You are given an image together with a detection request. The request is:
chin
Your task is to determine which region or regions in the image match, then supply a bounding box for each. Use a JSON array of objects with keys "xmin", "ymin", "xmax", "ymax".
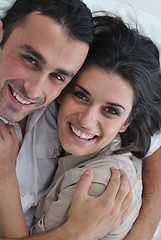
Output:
[
  {"xmin": 69, "ymin": 149, "xmax": 89, "ymax": 157},
  {"xmin": 2, "ymin": 112, "xmax": 28, "ymax": 123},
  {"xmin": 65, "ymin": 147, "xmax": 84, "ymax": 157},
  {"xmin": 62, "ymin": 142, "xmax": 92, "ymax": 156}
]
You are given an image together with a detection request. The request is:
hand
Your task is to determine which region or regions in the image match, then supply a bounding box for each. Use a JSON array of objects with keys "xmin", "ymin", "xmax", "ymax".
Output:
[
  {"xmin": 0, "ymin": 121, "xmax": 28, "ymax": 238},
  {"xmin": 0, "ymin": 120, "xmax": 18, "ymax": 181},
  {"xmin": 65, "ymin": 167, "xmax": 132, "ymax": 240}
]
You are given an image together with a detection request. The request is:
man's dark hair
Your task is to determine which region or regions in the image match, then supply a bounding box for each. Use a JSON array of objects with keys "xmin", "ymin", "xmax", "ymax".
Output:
[{"xmin": 0, "ymin": 0, "xmax": 94, "ymax": 47}]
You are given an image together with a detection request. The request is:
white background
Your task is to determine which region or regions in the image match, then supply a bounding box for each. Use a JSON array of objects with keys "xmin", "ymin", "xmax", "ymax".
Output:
[{"xmin": 113, "ymin": 0, "xmax": 161, "ymax": 18}]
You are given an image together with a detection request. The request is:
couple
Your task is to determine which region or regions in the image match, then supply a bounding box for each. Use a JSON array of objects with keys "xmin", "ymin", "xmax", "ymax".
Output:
[
  {"xmin": 1, "ymin": 7, "xmax": 161, "ymax": 240},
  {"xmin": 0, "ymin": 0, "xmax": 161, "ymax": 239}
]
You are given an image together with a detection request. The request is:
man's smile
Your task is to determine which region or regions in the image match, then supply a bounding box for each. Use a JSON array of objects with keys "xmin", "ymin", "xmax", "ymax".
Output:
[{"xmin": 9, "ymin": 85, "xmax": 32, "ymax": 105}]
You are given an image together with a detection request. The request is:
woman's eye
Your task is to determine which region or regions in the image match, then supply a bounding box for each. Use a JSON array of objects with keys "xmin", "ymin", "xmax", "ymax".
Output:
[
  {"xmin": 105, "ymin": 107, "xmax": 119, "ymax": 116},
  {"xmin": 73, "ymin": 91, "xmax": 87, "ymax": 101}
]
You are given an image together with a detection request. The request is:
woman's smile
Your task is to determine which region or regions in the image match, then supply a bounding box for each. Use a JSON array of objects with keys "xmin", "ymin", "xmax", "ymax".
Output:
[
  {"xmin": 69, "ymin": 122, "xmax": 98, "ymax": 141},
  {"xmin": 58, "ymin": 65, "xmax": 133, "ymax": 156}
]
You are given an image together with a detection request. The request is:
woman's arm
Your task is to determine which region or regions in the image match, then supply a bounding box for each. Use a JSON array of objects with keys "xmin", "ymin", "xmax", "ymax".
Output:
[
  {"xmin": 124, "ymin": 146, "xmax": 161, "ymax": 240},
  {"xmin": 0, "ymin": 121, "xmax": 28, "ymax": 238}
]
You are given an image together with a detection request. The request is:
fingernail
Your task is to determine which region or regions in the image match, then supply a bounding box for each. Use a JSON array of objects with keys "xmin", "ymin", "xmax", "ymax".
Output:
[
  {"xmin": 110, "ymin": 167, "xmax": 117, "ymax": 172},
  {"xmin": 84, "ymin": 169, "xmax": 93, "ymax": 176}
]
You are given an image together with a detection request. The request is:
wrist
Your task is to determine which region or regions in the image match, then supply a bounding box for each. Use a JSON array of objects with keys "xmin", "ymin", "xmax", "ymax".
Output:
[
  {"xmin": 124, "ymin": 215, "xmax": 155, "ymax": 240},
  {"xmin": 0, "ymin": 172, "xmax": 18, "ymax": 194},
  {"xmin": 60, "ymin": 221, "xmax": 91, "ymax": 240}
]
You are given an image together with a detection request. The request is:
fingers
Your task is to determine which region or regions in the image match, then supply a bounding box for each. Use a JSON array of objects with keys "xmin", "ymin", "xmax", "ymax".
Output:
[
  {"xmin": 8, "ymin": 125, "xmax": 18, "ymax": 139},
  {"xmin": 8, "ymin": 125, "xmax": 19, "ymax": 149},
  {"xmin": 99, "ymin": 167, "xmax": 131, "ymax": 214},
  {"xmin": 120, "ymin": 189, "xmax": 132, "ymax": 215},
  {"xmin": 115, "ymin": 169, "xmax": 131, "ymax": 205},
  {"xmin": 113, "ymin": 169, "xmax": 132, "ymax": 222},
  {"xmin": 0, "ymin": 120, "xmax": 11, "ymax": 140},
  {"xmin": 0, "ymin": 121, "xmax": 18, "ymax": 149},
  {"xmin": 74, "ymin": 169, "xmax": 94, "ymax": 197},
  {"xmin": 69, "ymin": 167, "xmax": 133, "ymax": 238},
  {"xmin": 100, "ymin": 167, "xmax": 121, "ymax": 199},
  {"xmin": 76, "ymin": 167, "xmax": 130, "ymax": 206},
  {"xmin": 119, "ymin": 171, "xmax": 132, "ymax": 214},
  {"xmin": 120, "ymin": 190, "xmax": 132, "ymax": 222}
]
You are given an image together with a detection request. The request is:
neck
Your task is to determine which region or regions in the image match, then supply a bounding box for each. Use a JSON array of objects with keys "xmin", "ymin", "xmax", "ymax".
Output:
[{"xmin": 19, "ymin": 117, "xmax": 28, "ymax": 137}]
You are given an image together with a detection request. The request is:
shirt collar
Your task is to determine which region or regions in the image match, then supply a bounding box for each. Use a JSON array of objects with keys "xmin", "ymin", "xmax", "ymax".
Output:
[
  {"xmin": 57, "ymin": 135, "xmax": 121, "ymax": 173},
  {"xmin": 0, "ymin": 106, "xmax": 47, "ymax": 145},
  {"xmin": 0, "ymin": 116, "xmax": 16, "ymax": 126}
]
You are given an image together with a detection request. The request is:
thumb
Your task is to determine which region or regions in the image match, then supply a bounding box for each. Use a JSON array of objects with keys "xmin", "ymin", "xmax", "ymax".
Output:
[{"xmin": 75, "ymin": 169, "xmax": 94, "ymax": 197}]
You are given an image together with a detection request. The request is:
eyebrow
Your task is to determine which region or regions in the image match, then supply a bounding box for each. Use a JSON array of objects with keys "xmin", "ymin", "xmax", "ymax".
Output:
[
  {"xmin": 20, "ymin": 44, "xmax": 74, "ymax": 78},
  {"xmin": 55, "ymin": 69, "xmax": 74, "ymax": 78},
  {"xmin": 20, "ymin": 44, "xmax": 46, "ymax": 64},
  {"xmin": 107, "ymin": 102, "xmax": 125, "ymax": 111},
  {"xmin": 75, "ymin": 84, "xmax": 125, "ymax": 111},
  {"xmin": 75, "ymin": 84, "xmax": 91, "ymax": 96}
]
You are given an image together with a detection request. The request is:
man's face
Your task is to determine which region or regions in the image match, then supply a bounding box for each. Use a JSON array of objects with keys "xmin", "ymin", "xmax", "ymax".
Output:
[{"xmin": 0, "ymin": 12, "xmax": 89, "ymax": 122}]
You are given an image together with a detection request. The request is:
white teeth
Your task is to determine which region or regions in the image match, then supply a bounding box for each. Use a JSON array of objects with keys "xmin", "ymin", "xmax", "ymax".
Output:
[
  {"xmin": 13, "ymin": 92, "xmax": 31, "ymax": 105},
  {"xmin": 71, "ymin": 124, "xmax": 95, "ymax": 140}
]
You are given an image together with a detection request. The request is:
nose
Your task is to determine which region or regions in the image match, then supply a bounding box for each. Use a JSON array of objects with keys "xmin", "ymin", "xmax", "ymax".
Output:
[
  {"xmin": 78, "ymin": 106, "xmax": 99, "ymax": 129},
  {"xmin": 24, "ymin": 72, "xmax": 47, "ymax": 100}
]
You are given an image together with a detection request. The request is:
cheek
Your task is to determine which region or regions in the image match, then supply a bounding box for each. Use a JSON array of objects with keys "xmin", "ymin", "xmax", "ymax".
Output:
[
  {"xmin": 44, "ymin": 84, "xmax": 68, "ymax": 106},
  {"xmin": 103, "ymin": 120, "xmax": 120, "ymax": 133},
  {"xmin": 59, "ymin": 96, "xmax": 75, "ymax": 114},
  {"xmin": 57, "ymin": 102, "xmax": 69, "ymax": 125},
  {"xmin": 48, "ymin": 89, "xmax": 62, "ymax": 103},
  {"xmin": 2, "ymin": 58, "xmax": 27, "ymax": 79},
  {"xmin": 101, "ymin": 120, "xmax": 125, "ymax": 140},
  {"xmin": 57, "ymin": 108, "xmax": 70, "ymax": 147}
]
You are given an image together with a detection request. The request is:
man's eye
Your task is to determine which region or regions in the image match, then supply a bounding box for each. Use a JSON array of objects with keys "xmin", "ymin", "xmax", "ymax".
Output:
[
  {"xmin": 73, "ymin": 91, "xmax": 87, "ymax": 101},
  {"xmin": 23, "ymin": 55, "xmax": 37, "ymax": 65},
  {"xmin": 50, "ymin": 73, "xmax": 64, "ymax": 82}
]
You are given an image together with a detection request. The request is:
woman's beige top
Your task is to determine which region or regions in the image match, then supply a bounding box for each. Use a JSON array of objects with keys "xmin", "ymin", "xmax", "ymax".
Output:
[{"xmin": 31, "ymin": 136, "xmax": 142, "ymax": 240}]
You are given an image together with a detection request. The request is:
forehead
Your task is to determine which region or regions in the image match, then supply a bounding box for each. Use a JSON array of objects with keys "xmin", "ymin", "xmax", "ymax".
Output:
[
  {"xmin": 75, "ymin": 65, "xmax": 134, "ymax": 105},
  {"xmin": 17, "ymin": 11, "xmax": 65, "ymax": 37},
  {"xmin": 10, "ymin": 11, "xmax": 71, "ymax": 46},
  {"xmin": 3, "ymin": 11, "xmax": 89, "ymax": 76}
]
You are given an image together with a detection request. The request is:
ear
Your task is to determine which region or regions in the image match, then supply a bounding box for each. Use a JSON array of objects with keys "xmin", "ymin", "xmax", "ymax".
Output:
[
  {"xmin": 0, "ymin": 20, "xmax": 3, "ymax": 43},
  {"xmin": 119, "ymin": 122, "xmax": 130, "ymax": 133}
]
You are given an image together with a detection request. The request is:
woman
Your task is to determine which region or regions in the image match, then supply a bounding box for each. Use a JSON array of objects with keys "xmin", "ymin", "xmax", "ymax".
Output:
[
  {"xmin": 30, "ymin": 14, "xmax": 161, "ymax": 239},
  {"xmin": 1, "ymin": 14, "xmax": 161, "ymax": 239}
]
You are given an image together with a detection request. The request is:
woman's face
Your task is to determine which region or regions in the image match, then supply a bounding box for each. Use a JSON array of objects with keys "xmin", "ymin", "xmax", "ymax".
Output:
[{"xmin": 58, "ymin": 65, "xmax": 134, "ymax": 156}]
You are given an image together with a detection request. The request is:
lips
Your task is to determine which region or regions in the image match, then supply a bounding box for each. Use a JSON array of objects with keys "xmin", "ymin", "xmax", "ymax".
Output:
[
  {"xmin": 70, "ymin": 123, "xmax": 97, "ymax": 140},
  {"xmin": 12, "ymin": 91, "xmax": 31, "ymax": 105},
  {"xmin": 9, "ymin": 85, "xmax": 32, "ymax": 105}
]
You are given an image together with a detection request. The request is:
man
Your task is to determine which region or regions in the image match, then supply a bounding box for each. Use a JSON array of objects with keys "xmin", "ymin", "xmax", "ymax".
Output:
[{"xmin": 0, "ymin": 0, "xmax": 131, "ymax": 239}]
